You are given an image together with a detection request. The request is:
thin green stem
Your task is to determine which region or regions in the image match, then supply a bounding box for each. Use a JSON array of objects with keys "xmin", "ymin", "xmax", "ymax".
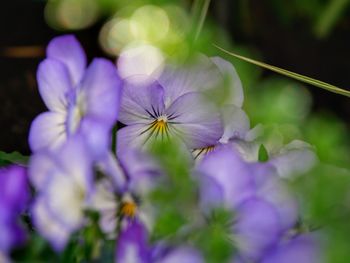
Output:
[
  {"xmin": 214, "ymin": 44, "xmax": 350, "ymax": 98},
  {"xmin": 192, "ymin": 0, "xmax": 211, "ymax": 41}
]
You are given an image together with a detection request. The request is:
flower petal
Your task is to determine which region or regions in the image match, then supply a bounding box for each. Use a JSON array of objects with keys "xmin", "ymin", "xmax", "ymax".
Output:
[
  {"xmin": 80, "ymin": 58, "xmax": 122, "ymax": 124},
  {"xmin": 47, "ymin": 35, "xmax": 87, "ymax": 86},
  {"xmin": 270, "ymin": 140, "xmax": 317, "ymax": 179},
  {"xmin": 117, "ymin": 124, "xmax": 154, "ymax": 152},
  {"xmin": 262, "ymin": 235, "xmax": 322, "ymax": 263},
  {"xmin": 32, "ymin": 197, "xmax": 71, "ymax": 251},
  {"xmin": 211, "ymin": 56, "xmax": 244, "ymax": 107},
  {"xmin": 253, "ymin": 163, "xmax": 298, "ymax": 231},
  {"xmin": 119, "ymin": 79, "xmax": 165, "ymax": 125},
  {"xmin": 197, "ymin": 147, "xmax": 255, "ymax": 210},
  {"xmin": 234, "ymin": 198, "xmax": 281, "ymax": 261},
  {"xmin": 115, "ymin": 220, "xmax": 151, "ymax": 263},
  {"xmin": 220, "ymin": 105, "xmax": 250, "ymax": 143},
  {"xmin": 165, "ymin": 92, "xmax": 223, "ymax": 149},
  {"xmin": 29, "ymin": 112, "xmax": 67, "ymax": 152},
  {"xmin": 156, "ymin": 247, "xmax": 204, "ymax": 263},
  {"xmin": 158, "ymin": 55, "xmax": 222, "ymax": 107},
  {"xmin": 29, "ymin": 151, "xmax": 56, "ymax": 190},
  {"xmin": 37, "ymin": 59, "xmax": 72, "ymax": 112}
]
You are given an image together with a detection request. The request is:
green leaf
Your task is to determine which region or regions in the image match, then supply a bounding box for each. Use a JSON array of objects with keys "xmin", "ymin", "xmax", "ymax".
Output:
[
  {"xmin": 258, "ymin": 144, "xmax": 269, "ymax": 162},
  {"xmin": 214, "ymin": 45, "xmax": 350, "ymax": 98},
  {"xmin": 0, "ymin": 151, "xmax": 29, "ymax": 166}
]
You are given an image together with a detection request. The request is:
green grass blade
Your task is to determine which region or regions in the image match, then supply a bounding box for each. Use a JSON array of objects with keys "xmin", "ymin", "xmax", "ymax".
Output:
[
  {"xmin": 192, "ymin": 0, "xmax": 211, "ymax": 40},
  {"xmin": 214, "ymin": 44, "xmax": 350, "ymax": 98}
]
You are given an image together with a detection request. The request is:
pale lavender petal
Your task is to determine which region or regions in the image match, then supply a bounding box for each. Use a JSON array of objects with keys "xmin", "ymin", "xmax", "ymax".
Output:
[
  {"xmin": 156, "ymin": 247, "xmax": 204, "ymax": 263},
  {"xmin": 166, "ymin": 92, "xmax": 223, "ymax": 149},
  {"xmin": 47, "ymin": 35, "xmax": 87, "ymax": 86},
  {"xmin": 29, "ymin": 151, "xmax": 56, "ymax": 190},
  {"xmin": 119, "ymin": 79, "xmax": 165, "ymax": 125},
  {"xmin": 158, "ymin": 55, "xmax": 221, "ymax": 107},
  {"xmin": 211, "ymin": 56, "xmax": 244, "ymax": 107},
  {"xmin": 253, "ymin": 163, "xmax": 298, "ymax": 231},
  {"xmin": 119, "ymin": 149, "xmax": 161, "ymax": 195},
  {"xmin": 198, "ymin": 174, "xmax": 224, "ymax": 214},
  {"xmin": 55, "ymin": 135, "xmax": 93, "ymax": 192},
  {"xmin": 29, "ymin": 111, "xmax": 67, "ymax": 152},
  {"xmin": 37, "ymin": 59, "xmax": 72, "ymax": 113},
  {"xmin": 81, "ymin": 58, "xmax": 121, "ymax": 124},
  {"xmin": 44, "ymin": 169, "xmax": 85, "ymax": 230},
  {"xmin": 79, "ymin": 117, "xmax": 111, "ymax": 161},
  {"xmin": 230, "ymin": 140, "xmax": 260, "ymax": 162},
  {"xmin": 262, "ymin": 235, "xmax": 322, "ymax": 263},
  {"xmin": 32, "ymin": 197, "xmax": 71, "ymax": 251},
  {"xmin": 115, "ymin": 221, "xmax": 151, "ymax": 263},
  {"xmin": 270, "ymin": 140, "xmax": 317, "ymax": 179},
  {"xmin": 197, "ymin": 147, "xmax": 255, "ymax": 210},
  {"xmin": 97, "ymin": 152, "xmax": 127, "ymax": 191},
  {"xmin": 234, "ymin": 198, "xmax": 281, "ymax": 261},
  {"xmin": 117, "ymin": 124, "xmax": 156, "ymax": 152},
  {"xmin": 220, "ymin": 105, "xmax": 250, "ymax": 143}
]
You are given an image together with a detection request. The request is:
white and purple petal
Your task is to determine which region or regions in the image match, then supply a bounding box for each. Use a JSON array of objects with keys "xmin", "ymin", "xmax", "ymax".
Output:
[
  {"xmin": 115, "ymin": 220, "xmax": 151, "ymax": 263},
  {"xmin": 119, "ymin": 79, "xmax": 165, "ymax": 125},
  {"xmin": 165, "ymin": 92, "xmax": 223, "ymax": 149},
  {"xmin": 29, "ymin": 111, "xmax": 67, "ymax": 152},
  {"xmin": 37, "ymin": 59, "xmax": 72, "ymax": 113}
]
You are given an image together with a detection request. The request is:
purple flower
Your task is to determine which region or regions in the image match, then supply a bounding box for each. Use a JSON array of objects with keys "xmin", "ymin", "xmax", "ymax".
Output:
[
  {"xmin": 115, "ymin": 220, "xmax": 151, "ymax": 263},
  {"xmin": 0, "ymin": 165, "xmax": 29, "ymax": 254},
  {"xmin": 261, "ymin": 234, "xmax": 323, "ymax": 263},
  {"xmin": 29, "ymin": 35, "xmax": 121, "ymax": 159},
  {"xmin": 30, "ymin": 135, "xmax": 94, "ymax": 251},
  {"xmin": 89, "ymin": 148, "xmax": 161, "ymax": 237},
  {"xmin": 115, "ymin": 220, "xmax": 204, "ymax": 263},
  {"xmin": 117, "ymin": 55, "xmax": 245, "ymax": 152},
  {"xmin": 197, "ymin": 147, "xmax": 299, "ymax": 260}
]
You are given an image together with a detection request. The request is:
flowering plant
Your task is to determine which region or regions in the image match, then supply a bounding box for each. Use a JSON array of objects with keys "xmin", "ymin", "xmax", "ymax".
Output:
[{"xmin": 1, "ymin": 1, "xmax": 350, "ymax": 262}]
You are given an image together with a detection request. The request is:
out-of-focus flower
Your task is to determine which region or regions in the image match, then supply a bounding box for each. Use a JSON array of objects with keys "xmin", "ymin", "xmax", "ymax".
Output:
[
  {"xmin": 197, "ymin": 147, "xmax": 299, "ymax": 261},
  {"xmin": 115, "ymin": 220, "xmax": 204, "ymax": 263},
  {"xmin": 0, "ymin": 165, "xmax": 29, "ymax": 254},
  {"xmin": 117, "ymin": 55, "xmax": 245, "ymax": 152},
  {"xmin": 30, "ymin": 136, "xmax": 93, "ymax": 251},
  {"xmin": 90, "ymin": 149, "xmax": 161, "ymax": 238},
  {"xmin": 261, "ymin": 234, "xmax": 323, "ymax": 263},
  {"xmin": 29, "ymin": 35, "xmax": 121, "ymax": 159}
]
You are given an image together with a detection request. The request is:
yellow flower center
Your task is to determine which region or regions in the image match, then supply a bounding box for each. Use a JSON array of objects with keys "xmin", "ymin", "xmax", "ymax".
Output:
[{"xmin": 120, "ymin": 201, "xmax": 137, "ymax": 218}]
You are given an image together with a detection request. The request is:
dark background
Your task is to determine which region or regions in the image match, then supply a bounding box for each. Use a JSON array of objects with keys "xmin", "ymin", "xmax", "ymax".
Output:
[{"xmin": 0, "ymin": 0, "xmax": 349, "ymax": 154}]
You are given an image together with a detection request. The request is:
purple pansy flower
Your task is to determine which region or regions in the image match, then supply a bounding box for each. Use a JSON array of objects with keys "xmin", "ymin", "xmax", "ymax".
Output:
[
  {"xmin": 90, "ymin": 148, "xmax": 161, "ymax": 237},
  {"xmin": 30, "ymin": 135, "xmax": 94, "ymax": 251},
  {"xmin": 29, "ymin": 35, "xmax": 121, "ymax": 159},
  {"xmin": 197, "ymin": 147, "xmax": 299, "ymax": 261},
  {"xmin": 115, "ymin": 220, "xmax": 204, "ymax": 263},
  {"xmin": 0, "ymin": 165, "xmax": 29, "ymax": 254},
  {"xmin": 117, "ymin": 55, "xmax": 244, "ymax": 152}
]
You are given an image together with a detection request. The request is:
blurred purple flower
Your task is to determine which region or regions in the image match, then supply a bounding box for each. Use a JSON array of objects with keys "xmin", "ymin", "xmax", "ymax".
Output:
[
  {"xmin": 90, "ymin": 148, "xmax": 161, "ymax": 237},
  {"xmin": 115, "ymin": 220, "xmax": 204, "ymax": 263},
  {"xmin": 30, "ymin": 135, "xmax": 94, "ymax": 251},
  {"xmin": 29, "ymin": 35, "xmax": 121, "ymax": 159},
  {"xmin": 0, "ymin": 165, "xmax": 29, "ymax": 254},
  {"xmin": 261, "ymin": 234, "xmax": 323, "ymax": 263},
  {"xmin": 197, "ymin": 147, "xmax": 299, "ymax": 261}
]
